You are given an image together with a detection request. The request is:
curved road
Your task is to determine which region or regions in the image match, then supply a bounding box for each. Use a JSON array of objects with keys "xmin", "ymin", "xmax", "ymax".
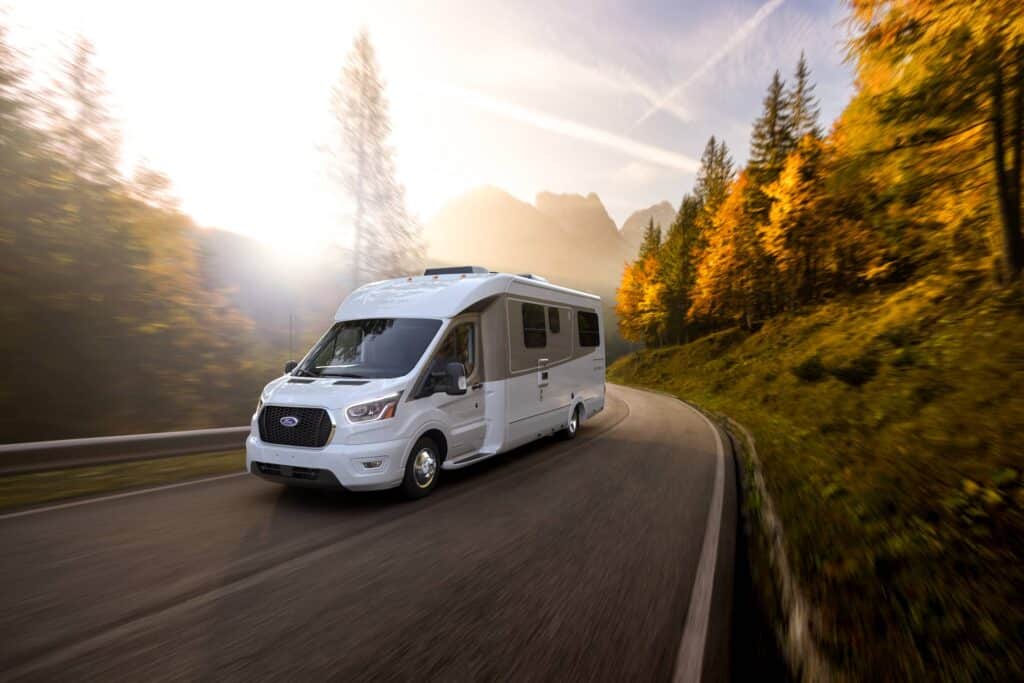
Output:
[{"xmin": 0, "ymin": 385, "xmax": 737, "ymax": 682}]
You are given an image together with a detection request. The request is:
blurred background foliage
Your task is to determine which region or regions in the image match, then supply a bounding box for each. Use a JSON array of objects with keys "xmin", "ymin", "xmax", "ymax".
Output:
[{"xmin": 0, "ymin": 33, "xmax": 356, "ymax": 443}]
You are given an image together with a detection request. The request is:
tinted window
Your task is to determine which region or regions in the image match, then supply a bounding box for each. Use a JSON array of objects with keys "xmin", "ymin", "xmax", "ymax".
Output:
[
  {"xmin": 577, "ymin": 310, "xmax": 600, "ymax": 347},
  {"xmin": 522, "ymin": 303, "xmax": 547, "ymax": 348},
  {"xmin": 422, "ymin": 322, "xmax": 476, "ymax": 395},
  {"xmin": 432, "ymin": 323, "xmax": 475, "ymax": 377},
  {"xmin": 547, "ymin": 306, "xmax": 560, "ymax": 333},
  {"xmin": 298, "ymin": 318, "xmax": 442, "ymax": 378}
]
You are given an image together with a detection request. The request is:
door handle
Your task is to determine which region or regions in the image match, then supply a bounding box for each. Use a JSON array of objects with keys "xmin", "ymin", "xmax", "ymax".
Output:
[{"xmin": 471, "ymin": 382, "xmax": 483, "ymax": 390}]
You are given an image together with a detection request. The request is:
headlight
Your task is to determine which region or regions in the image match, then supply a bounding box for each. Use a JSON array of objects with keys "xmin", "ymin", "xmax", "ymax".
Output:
[{"xmin": 346, "ymin": 393, "xmax": 401, "ymax": 423}]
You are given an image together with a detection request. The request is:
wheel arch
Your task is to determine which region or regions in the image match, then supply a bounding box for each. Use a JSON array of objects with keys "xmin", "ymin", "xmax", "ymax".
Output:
[
  {"xmin": 569, "ymin": 398, "xmax": 586, "ymax": 424},
  {"xmin": 414, "ymin": 427, "xmax": 449, "ymax": 465}
]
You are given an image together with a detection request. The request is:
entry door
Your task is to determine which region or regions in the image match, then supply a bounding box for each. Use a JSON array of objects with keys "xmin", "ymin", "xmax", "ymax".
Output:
[{"xmin": 430, "ymin": 319, "xmax": 486, "ymax": 457}]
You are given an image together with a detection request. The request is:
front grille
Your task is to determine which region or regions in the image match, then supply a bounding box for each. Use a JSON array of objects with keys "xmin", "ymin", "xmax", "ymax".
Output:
[{"xmin": 258, "ymin": 405, "xmax": 333, "ymax": 448}]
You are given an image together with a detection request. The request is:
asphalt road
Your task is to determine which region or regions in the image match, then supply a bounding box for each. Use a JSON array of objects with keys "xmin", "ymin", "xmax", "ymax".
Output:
[{"xmin": 0, "ymin": 384, "xmax": 737, "ymax": 682}]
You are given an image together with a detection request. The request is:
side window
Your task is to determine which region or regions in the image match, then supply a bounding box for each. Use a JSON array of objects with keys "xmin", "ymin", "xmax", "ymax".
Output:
[
  {"xmin": 452, "ymin": 323, "xmax": 475, "ymax": 376},
  {"xmin": 522, "ymin": 303, "xmax": 547, "ymax": 348},
  {"xmin": 431, "ymin": 323, "xmax": 475, "ymax": 377},
  {"xmin": 577, "ymin": 310, "xmax": 600, "ymax": 348},
  {"xmin": 547, "ymin": 306, "xmax": 560, "ymax": 334}
]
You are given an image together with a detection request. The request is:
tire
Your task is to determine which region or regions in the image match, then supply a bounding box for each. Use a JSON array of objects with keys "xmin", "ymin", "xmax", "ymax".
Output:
[
  {"xmin": 401, "ymin": 436, "xmax": 441, "ymax": 499},
  {"xmin": 559, "ymin": 405, "xmax": 582, "ymax": 441}
]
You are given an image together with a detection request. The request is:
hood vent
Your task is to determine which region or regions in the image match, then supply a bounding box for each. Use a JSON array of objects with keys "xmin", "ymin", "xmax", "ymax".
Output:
[
  {"xmin": 333, "ymin": 379, "xmax": 369, "ymax": 386},
  {"xmin": 287, "ymin": 378, "xmax": 315, "ymax": 384}
]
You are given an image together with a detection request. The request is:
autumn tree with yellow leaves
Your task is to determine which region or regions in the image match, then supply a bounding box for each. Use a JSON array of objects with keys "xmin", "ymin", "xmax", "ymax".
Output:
[{"xmin": 619, "ymin": 3, "xmax": 1024, "ymax": 346}]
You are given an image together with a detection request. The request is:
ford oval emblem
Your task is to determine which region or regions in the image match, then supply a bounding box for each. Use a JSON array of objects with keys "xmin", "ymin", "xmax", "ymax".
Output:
[{"xmin": 279, "ymin": 415, "xmax": 300, "ymax": 428}]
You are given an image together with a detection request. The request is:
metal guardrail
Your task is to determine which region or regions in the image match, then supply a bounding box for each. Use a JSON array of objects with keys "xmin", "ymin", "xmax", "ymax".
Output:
[{"xmin": 0, "ymin": 426, "xmax": 251, "ymax": 476}]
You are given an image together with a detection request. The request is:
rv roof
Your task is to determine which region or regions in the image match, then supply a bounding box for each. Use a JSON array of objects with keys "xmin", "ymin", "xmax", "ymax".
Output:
[{"xmin": 335, "ymin": 272, "xmax": 599, "ymax": 321}]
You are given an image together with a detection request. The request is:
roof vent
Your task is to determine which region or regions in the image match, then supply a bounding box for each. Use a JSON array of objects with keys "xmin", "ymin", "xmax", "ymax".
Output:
[
  {"xmin": 517, "ymin": 273, "xmax": 549, "ymax": 282},
  {"xmin": 423, "ymin": 266, "xmax": 489, "ymax": 276}
]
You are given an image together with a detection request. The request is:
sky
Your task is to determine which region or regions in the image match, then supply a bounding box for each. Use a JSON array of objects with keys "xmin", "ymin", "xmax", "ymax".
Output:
[{"xmin": 3, "ymin": 0, "xmax": 854, "ymax": 251}]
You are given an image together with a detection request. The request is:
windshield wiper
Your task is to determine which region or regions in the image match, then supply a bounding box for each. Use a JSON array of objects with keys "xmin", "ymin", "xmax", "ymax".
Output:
[{"xmin": 292, "ymin": 367, "xmax": 318, "ymax": 377}]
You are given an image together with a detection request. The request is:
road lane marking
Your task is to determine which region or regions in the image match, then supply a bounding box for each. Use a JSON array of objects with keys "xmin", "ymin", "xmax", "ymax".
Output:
[
  {"xmin": 0, "ymin": 472, "xmax": 247, "ymax": 521},
  {"xmin": 671, "ymin": 397, "xmax": 726, "ymax": 683}
]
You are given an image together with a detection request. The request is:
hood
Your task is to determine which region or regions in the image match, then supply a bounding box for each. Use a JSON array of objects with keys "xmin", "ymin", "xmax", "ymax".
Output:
[{"xmin": 261, "ymin": 375, "xmax": 411, "ymax": 411}]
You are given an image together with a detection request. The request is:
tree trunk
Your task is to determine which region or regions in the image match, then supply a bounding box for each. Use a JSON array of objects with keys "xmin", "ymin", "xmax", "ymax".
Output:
[{"xmin": 991, "ymin": 54, "xmax": 1024, "ymax": 280}]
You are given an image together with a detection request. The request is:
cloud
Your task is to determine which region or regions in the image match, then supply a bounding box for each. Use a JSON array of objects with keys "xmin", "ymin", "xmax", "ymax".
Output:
[
  {"xmin": 613, "ymin": 161, "xmax": 662, "ymax": 185},
  {"xmin": 425, "ymin": 80, "xmax": 699, "ymax": 172},
  {"xmin": 462, "ymin": 45, "xmax": 693, "ymax": 124},
  {"xmin": 633, "ymin": 0, "xmax": 787, "ymax": 129}
]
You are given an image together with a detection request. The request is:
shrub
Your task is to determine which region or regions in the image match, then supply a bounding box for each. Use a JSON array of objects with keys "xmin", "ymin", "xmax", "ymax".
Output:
[
  {"xmin": 891, "ymin": 349, "xmax": 916, "ymax": 367},
  {"xmin": 913, "ymin": 377, "xmax": 949, "ymax": 405},
  {"xmin": 792, "ymin": 356, "xmax": 827, "ymax": 382},
  {"xmin": 829, "ymin": 352, "xmax": 880, "ymax": 387},
  {"xmin": 878, "ymin": 325, "xmax": 917, "ymax": 348}
]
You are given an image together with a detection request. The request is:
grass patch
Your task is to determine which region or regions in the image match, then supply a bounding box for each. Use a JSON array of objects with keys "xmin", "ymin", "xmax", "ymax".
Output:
[
  {"xmin": 609, "ymin": 274, "xmax": 1024, "ymax": 682},
  {"xmin": 0, "ymin": 450, "xmax": 244, "ymax": 512}
]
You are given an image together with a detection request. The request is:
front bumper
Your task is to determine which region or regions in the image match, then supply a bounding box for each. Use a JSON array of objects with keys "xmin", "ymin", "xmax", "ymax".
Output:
[
  {"xmin": 245, "ymin": 432, "xmax": 409, "ymax": 491},
  {"xmin": 250, "ymin": 461, "xmax": 344, "ymax": 489}
]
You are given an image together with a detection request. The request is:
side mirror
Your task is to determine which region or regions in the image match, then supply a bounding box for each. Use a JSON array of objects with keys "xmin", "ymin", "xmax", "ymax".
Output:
[
  {"xmin": 444, "ymin": 362, "xmax": 467, "ymax": 395},
  {"xmin": 284, "ymin": 360, "xmax": 298, "ymax": 374}
]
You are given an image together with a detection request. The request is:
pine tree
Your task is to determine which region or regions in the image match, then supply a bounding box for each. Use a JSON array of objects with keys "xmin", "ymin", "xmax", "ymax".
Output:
[
  {"xmin": 616, "ymin": 218, "xmax": 668, "ymax": 345},
  {"xmin": 742, "ymin": 72, "xmax": 794, "ymax": 311},
  {"xmin": 694, "ymin": 136, "xmax": 735, "ymax": 215},
  {"xmin": 638, "ymin": 217, "xmax": 662, "ymax": 259},
  {"xmin": 788, "ymin": 52, "xmax": 822, "ymax": 141},
  {"xmin": 693, "ymin": 136, "xmax": 735, "ymax": 258},
  {"xmin": 615, "ymin": 250, "xmax": 666, "ymax": 346},
  {"xmin": 748, "ymin": 71, "xmax": 795, "ymax": 197},
  {"xmin": 659, "ymin": 194, "xmax": 701, "ymax": 343},
  {"xmin": 330, "ymin": 30, "xmax": 422, "ymax": 286},
  {"xmin": 760, "ymin": 135, "xmax": 827, "ymax": 304}
]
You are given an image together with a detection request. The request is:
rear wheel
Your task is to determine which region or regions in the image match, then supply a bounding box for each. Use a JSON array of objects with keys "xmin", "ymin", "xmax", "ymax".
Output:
[
  {"xmin": 560, "ymin": 405, "xmax": 582, "ymax": 440},
  {"xmin": 401, "ymin": 436, "xmax": 440, "ymax": 498}
]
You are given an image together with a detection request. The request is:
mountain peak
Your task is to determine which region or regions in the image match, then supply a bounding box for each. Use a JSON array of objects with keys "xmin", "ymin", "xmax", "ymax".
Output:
[
  {"xmin": 620, "ymin": 201, "xmax": 677, "ymax": 251},
  {"xmin": 534, "ymin": 191, "xmax": 617, "ymax": 239}
]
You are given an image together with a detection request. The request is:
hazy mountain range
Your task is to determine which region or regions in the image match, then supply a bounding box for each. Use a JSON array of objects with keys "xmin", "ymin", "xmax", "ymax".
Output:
[
  {"xmin": 196, "ymin": 187, "xmax": 676, "ymax": 359},
  {"xmin": 423, "ymin": 186, "xmax": 674, "ymax": 301}
]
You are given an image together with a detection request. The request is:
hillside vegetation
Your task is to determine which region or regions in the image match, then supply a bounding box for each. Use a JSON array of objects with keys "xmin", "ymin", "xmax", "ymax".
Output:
[
  {"xmin": 609, "ymin": 3, "xmax": 1024, "ymax": 676},
  {"xmin": 610, "ymin": 274, "xmax": 1024, "ymax": 680}
]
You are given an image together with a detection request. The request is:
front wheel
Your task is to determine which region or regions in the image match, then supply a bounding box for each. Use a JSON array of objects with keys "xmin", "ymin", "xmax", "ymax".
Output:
[
  {"xmin": 401, "ymin": 436, "xmax": 440, "ymax": 499},
  {"xmin": 559, "ymin": 405, "xmax": 582, "ymax": 441}
]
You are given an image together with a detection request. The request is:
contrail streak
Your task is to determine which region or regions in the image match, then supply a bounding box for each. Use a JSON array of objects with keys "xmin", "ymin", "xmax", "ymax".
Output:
[
  {"xmin": 429, "ymin": 81, "xmax": 699, "ymax": 172},
  {"xmin": 633, "ymin": 0, "xmax": 786, "ymax": 128}
]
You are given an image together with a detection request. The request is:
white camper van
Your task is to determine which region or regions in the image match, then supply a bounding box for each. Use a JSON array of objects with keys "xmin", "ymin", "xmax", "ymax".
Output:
[{"xmin": 246, "ymin": 267, "xmax": 606, "ymax": 498}]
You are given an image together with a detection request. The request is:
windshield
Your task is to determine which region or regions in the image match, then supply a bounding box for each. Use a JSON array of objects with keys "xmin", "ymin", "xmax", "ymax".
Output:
[{"xmin": 295, "ymin": 318, "xmax": 442, "ymax": 379}]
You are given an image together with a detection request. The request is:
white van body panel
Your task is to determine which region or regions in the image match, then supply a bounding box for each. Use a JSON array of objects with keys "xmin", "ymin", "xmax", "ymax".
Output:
[{"xmin": 246, "ymin": 272, "xmax": 605, "ymax": 491}]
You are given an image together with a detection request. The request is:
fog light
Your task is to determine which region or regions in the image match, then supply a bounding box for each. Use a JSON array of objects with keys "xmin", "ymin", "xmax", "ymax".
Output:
[{"xmin": 362, "ymin": 459, "xmax": 383, "ymax": 469}]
